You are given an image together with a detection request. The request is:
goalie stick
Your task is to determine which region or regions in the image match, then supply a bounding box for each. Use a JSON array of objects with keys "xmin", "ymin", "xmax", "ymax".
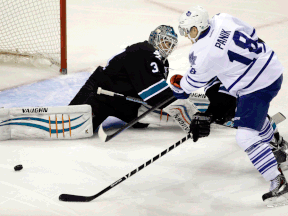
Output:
[
  {"xmin": 59, "ymin": 133, "xmax": 192, "ymax": 202},
  {"xmin": 98, "ymin": 91, "xmax": 175, "ymax": 142},
  {"xmin": 97, "ymin": 87, "xmax": 148, "ymax": 105}
]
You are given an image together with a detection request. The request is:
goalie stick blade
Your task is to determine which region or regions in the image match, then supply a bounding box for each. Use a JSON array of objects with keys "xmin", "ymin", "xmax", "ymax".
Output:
[
  {"xmin": 272, "ymin": 112, "xmax": 286, "ymax": 125},
  {"xmin": 59, "ymin": 194, "xmax": 94, "ymax": 202},
  {"xmin": 98, "ymin": 123, "xmax": 108, "ymax": 142}
]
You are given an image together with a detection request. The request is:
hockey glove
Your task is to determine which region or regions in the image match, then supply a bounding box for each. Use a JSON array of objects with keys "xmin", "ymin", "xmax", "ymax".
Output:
[
  {"xmin": 170, "ymin": 74, "xmax": 189, "ymax": 99},
  {"xmin": 190, "ymin": 112, "xmax": 212, "ymax": 142}
]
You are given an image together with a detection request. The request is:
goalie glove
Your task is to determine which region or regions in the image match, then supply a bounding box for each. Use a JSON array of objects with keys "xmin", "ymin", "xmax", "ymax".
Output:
[
  {"xmin": 190, "ymin": 112, "xmax": 212, "ymax": 142},
  {"xmin": 170, "ymin": 74, "xmax": 189, "ymax": 99}
]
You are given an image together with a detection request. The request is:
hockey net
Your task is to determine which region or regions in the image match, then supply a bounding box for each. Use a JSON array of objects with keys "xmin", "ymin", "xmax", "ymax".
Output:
[{"xmin": 0, "ymin": 0, "xmax": 67, "ymax": 74}]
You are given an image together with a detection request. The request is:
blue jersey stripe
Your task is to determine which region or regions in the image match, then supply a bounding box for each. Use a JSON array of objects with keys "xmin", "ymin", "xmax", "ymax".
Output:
[
  {"xmin": 139, "ymin": 80, "xmax": 168, "ymax": 101},
  {"xmin": 243, "ymin": 51, "xmax": 274, "ymax": 90},
  {"xmin": 228, "ymin": 58, "xmax": 257, "ymax": 91},
  {"xmin": 259, "ymin": 122, "xmax": 270, "ymax": 136},
  {"xmin": 187, "ymin": 76, "xmax": 207, "ymax": 84},
  {"xmin": 186, "ymin": 77, "xmax": 202, "ymax": 88},
  {"xmin": 259, "ymin": 42, "xmax": 266, "ymax": 53},
  {"xmin": 251, "ymin": 28, "xmax": 256, "ymax": 37},
  {"xmin": 204, "ymin": 77, "xmax": 220, "ymax": 92}
]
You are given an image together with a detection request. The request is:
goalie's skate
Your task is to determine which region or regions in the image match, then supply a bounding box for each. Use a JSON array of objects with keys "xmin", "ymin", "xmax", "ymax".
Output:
[{"xmin": 262, "ymin": 174, "xmax": 288, "ymax": 207}]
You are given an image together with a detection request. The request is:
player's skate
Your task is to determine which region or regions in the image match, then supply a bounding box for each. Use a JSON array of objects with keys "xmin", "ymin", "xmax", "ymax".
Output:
[{"xmin": 262, "ymin": 174, "xmax": 288, "ymax": 207}]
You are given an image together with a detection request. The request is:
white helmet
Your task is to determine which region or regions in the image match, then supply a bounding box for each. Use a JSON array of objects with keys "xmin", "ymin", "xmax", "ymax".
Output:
[
  {"xmin": 178, "ymin": 5, "xmax": 209, "ymax": 43},
  {"xmin": 148, "ymin": 25, "xmax": 178, "ymax": 59}
]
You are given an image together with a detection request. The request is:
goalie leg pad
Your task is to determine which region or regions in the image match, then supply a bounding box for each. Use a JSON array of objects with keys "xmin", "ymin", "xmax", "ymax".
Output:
[
  {"xmin": 0, "ymin": 105, "xmax": 93, "ymax": 140},
  {"xmin": 163, "ymin": 99, "xmax": 199, "ymax": 133},
  {"xmin": 0, "ymin": 108, "xmax": 11, "ymax": 140},
  {"xmin": 137, "ymin": 105, "xmax": 175, "ymax": 126}
]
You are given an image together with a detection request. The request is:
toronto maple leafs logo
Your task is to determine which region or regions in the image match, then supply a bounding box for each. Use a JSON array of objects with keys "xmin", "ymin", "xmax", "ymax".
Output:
[
  {"xmin": 186, "ymin": 11, "xmax": 191, "ymax": 16},
  {"xmin": 189, "ymin": 52, "xmax": 197, "ymax": 65}
]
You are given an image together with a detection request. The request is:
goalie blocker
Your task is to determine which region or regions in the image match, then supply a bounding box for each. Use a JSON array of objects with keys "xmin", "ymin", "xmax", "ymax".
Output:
[{"xmin": 0, "ymin": 105, "xmax": 93, "ymax": 140}]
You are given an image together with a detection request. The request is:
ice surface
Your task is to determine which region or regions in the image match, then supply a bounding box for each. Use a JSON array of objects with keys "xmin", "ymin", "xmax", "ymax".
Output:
[{"xmin": 0, "ymin": 0, "xmax": 288, "ymax": 215}]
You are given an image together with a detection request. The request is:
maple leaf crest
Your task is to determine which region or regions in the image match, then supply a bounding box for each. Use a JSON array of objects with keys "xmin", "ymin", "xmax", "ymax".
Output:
[{"xmin": 189, "ymin": 52, "xmax": 197, "ymax": 66}]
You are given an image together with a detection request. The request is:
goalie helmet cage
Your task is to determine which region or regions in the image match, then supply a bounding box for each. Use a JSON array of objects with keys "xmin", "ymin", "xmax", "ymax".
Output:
[{"xmin": 0, "ymin": 0, "xmax": 67, "ymax": 74}]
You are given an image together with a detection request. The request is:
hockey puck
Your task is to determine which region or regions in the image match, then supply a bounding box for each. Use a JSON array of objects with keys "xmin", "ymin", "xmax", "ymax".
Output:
[{"xmin": 14, "ymin": 165, "xmax": 23, "ymax": 171}]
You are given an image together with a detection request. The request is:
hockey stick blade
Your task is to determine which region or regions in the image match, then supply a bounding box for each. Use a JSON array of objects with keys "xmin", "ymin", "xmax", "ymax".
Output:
[
  {"xmin": 59, "ymin": 133, "xmax": 192, "ymax": 202},
  {"xmin": 98, "ymin": 96, "xmax": 175, "ymax": 142},
  {"xmin": 272, "ymin": 112, "xmax": 286, "ymax": 125},
  {"xmin": 59, "ymin": 194, "xmax": 94, "ymax": 202}
]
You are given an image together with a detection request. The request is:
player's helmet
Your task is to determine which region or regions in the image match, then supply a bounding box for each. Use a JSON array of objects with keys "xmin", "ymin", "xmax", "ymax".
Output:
[
  {"xmin": 148, "ymin": 25, "xmax": 178, "ymax": 59},
  {"xmin": 178, "ymin": 6, "xmax": 209, "ymax": 42}
]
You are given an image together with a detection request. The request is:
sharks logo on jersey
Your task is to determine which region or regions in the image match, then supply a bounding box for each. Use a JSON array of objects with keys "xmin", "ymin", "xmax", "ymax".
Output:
[{"xmin": 153, "ymin": 50, "xmax": 162, "ymax": 61}]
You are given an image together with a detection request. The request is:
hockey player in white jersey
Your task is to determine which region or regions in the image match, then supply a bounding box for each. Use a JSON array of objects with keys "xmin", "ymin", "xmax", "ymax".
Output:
[{"xmin": 171, "ymin": 5, "xmax": 286, "ymax": 206}]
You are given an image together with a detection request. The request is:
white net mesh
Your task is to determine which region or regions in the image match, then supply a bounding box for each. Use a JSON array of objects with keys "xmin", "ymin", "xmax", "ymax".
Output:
[{"xmin": 0, "ymin": 0, "xmax": 62, "ymax": 68}]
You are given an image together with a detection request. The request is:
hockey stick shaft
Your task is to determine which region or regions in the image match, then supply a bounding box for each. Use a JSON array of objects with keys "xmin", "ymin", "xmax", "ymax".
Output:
[
  {"xmin": 59, "ymin": 133, "xmax": 192, "ymax": 202},
  {"xmin": 97, "ymin": 87, "xmax": 148, "ymax": 105},
  {"xmin": 98, "ymin": 95, "xmax": 175, "ymax": 142}
]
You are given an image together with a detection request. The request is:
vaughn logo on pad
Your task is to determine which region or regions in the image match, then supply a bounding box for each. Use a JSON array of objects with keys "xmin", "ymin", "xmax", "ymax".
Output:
[{"xmin": 22, "ymin": 108, "xmax": 48, "ymax": 113}]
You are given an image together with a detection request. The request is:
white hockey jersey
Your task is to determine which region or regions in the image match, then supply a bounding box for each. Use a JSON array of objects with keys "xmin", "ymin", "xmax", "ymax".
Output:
[{"xmin": 180, "ymin": 13, "xmax": 284, "ymax": 97}]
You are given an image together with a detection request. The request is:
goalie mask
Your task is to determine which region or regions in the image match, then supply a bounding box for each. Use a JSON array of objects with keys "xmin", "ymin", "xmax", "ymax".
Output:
[
  {"xmin": 148, "ymin": 25, "xmax": 178, "ymax": 59},
  {"xmin": 178, "ymin": 5, "xmax": 210, "ymax": 43}
]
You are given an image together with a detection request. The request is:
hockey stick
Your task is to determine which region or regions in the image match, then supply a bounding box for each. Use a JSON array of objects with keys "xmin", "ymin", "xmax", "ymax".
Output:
[
  {"xmin": 97, "ymin": 87, "xmax": 148, "ymax": 105},
  {"xmin": 97, "ymin": 87, "xmax": 175, "ymax": 142},
  {"xmin": 59, "ymin": 133, "xmax": 192, "ymax": 202},
  {"xmin": 98, "ymin": 96, "xmax": 175, "ymax": 142}
]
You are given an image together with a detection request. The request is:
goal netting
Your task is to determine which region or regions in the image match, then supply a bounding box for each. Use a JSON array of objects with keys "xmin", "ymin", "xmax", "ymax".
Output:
[{"xmin": 0, "ymin": 0, "xmax": 67, "ymax": 74}]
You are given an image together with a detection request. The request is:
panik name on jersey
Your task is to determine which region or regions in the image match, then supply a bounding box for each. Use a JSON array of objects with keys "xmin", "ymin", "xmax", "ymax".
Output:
[{"xmin": 215, "ymin": 29, "xmax": 231, "ymax": 50}]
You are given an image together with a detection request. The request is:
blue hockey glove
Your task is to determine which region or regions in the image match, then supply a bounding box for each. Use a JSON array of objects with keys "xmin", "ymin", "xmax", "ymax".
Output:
[{"xmin": 170, "ymin": 74, "xmax": 189, "ymax": 99}]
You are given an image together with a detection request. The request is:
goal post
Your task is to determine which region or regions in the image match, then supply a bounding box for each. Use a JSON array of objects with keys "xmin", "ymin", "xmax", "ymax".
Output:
[
  {"xmin": 60, "ymin": 0, "xmax": 67, "ymax": 74},
  {"xmin": 0, "ymin": 0, "xmax": 67, "ymax": 74}
]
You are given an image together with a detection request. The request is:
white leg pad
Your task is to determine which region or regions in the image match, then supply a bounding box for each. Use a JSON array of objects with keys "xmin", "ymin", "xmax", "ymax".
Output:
[
  {"xmin": 164, "ymin": 99, "xmax": 199, "ymax": 133},
  {"xmin": 0, "ymin": 108, "xmax": 11, "ymax": 140},
  {"xmin": 0, "ymin": 105, "xmax": 93, "ymax": 140},
  {"xmin": 137, "ymin": 105, "xmax": 175, "ymax": 126},
  {"xmin": 137, "ymin": 94, "xmax": 209, "ymax": 131}
]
